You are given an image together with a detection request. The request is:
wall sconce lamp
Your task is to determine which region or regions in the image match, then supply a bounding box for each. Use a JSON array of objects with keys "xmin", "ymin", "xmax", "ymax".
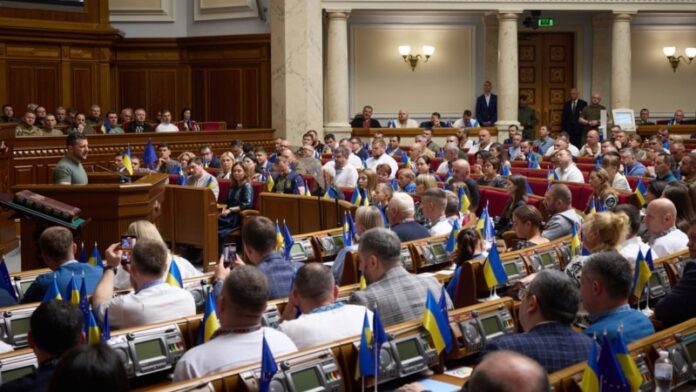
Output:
[
  {"xmin": 663, "ymin": 46, "xmax": 696, "ymax": 72},
  {"xmin": 398, "ymin": 45, "xmax": 435, "ymax": 71}
]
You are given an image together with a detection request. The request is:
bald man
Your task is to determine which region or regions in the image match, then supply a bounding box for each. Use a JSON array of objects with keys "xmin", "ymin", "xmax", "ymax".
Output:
[
  {"xmin": 579, "ymin": 129, "xmax": 600, "ymax": 158},
  {"xmin": 388, "ymin": 109, "xmax": 418, "ymax": 128},
  {"xmin": 645, "ymin": 198, "xmax": 688, "ymax": 258},
  {"xmin": 468, "ymin": 129, "xmax": 492, "ymax": 155},
  {"xmin": 468, "ymin": 351, "xmax": 549, "ymax": 392},
  {"xmin": 447, "ymin": 159, "xmax": 480, "ymax": 212}
]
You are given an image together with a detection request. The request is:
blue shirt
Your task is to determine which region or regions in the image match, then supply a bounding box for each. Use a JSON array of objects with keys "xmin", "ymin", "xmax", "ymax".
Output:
[
  {"xmin": 22, "ymin": 260, "xmax": 103, "ymax": 304},
  {"xmin": 656, "ymin": 171, "xmax": 678, "ymax": 183},
  {"xmin": 625, "ymin": 161, "xmax": 646, "ymax": 177},
  {"xmin": 534, "ymin": 137, "xmax": 554, "ymax": 155},
  {"xmin": 584, "ymin": 304, "xmax": 655, "ymax": 343},
  {"xmin": 256, "ymin": 252, "xmax": 302, "ymax": 299}
]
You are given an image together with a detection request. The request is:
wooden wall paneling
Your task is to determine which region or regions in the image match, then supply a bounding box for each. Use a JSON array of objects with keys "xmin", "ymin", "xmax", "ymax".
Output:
[
  {"xmin": 35, "ymin": 65, "xmax": 60, "ymax": 112},
  {"xmin": 191, "ymin": 68, "xmax": 207, "ymax": 122},
  {"xmin": 147, "ymin": 70, "xmax": 178, "ymax": 115},
  {"xmin": 242, "ymin": 67, "xmax": 259, "ymax": 128},
  {"xmin": 0, "ymin": 43, "xmax": 7, "ymax": 106},
  {"xmin": 71, "ymin": 64, "xmax": 94, "ymax": 114},
  {"xmin": 208, "ymin": 68, "xmax": 242, "ymax": 128},
  {"xmin": 119, "ymin": 69, "xmax": 148, "ymax": 111},
  {"xmin": 8, "ymin": 64, "xmax": 35, "ymax": 111},
  {"xmin": 0, "ymin": 0, "xmax": 111, "ymax": 30}
]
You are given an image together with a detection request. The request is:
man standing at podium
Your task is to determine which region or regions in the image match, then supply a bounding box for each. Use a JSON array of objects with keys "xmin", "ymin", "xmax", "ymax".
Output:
[{"xmin": 53, "ymin": 131, "xmax": 89, "ymax": 185}]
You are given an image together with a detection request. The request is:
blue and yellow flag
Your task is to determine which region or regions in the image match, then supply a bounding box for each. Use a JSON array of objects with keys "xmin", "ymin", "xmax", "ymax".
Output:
[
  {"xmin": 357, "ymin": 310, "xmax": 374, "ymax": 378},
  {"xmin": 373, "ymin": 307, "xmax": 388, "ymax": 352},
  {"xmin": 571, "ymin": 223, "xmax": 581, "ymax": 256},
  {"xmin": 588, "ymin": 197, "xmax": 597, "ymax": 215},
  {"xmin": 525, "ymin": 180, "xmax": 534, "ymax": 195},
  {"xmin": 303, "ymin": 178, "xmax": 312, "ymax": 196},
  {"xmin": 86, "ymin": 309, "xmax": 101, "ymax": 344},
  {"xmin": 359, "ymin": 275, "xmax": 367, "ymax": 290},
  {"xmin": 501, "ymin": 164, "xmax": 511, "ymax": 177},
  {"xmin": 547, "ymin": 169, "xmax": 559, "ymax": 181},
  {"xmin": 350, "ymin": 186, "xmax": 363, "ymax": 206},
  {"xmin": 266, "ymin": 174, "xmax": 275, "ymax": 192},
  {"xmin": 282, "ymin": 221, "xmax": 294, "ymax": 260},
  {"xmin": 476, "ymin": 205, "xmax": 495, "ymax": 242},
  {"xmin": 404, "ymin": 155, "xmax": 412, "ymax": 169},
  {"xmin": 597, "ymin": 334, "xmax": 631, "ymax": 391},
  {"xmin": 0, "ymin": 258, "xmax": 17, "ymax": 302},
  {"xmin": 597, "ymin": 198, "xmax": 607, "ymax": 213},
  {"xmin": 142, "ymin": 139, "xmax": 157, "ymax": 171},
  {"xmin": 88, "ymin": 242, "xmax": 104, "ymax": 268},
  {"xmin": 482, "ymin": 245, "xmax": 508, "ymax": 289},
  {"xmin": 528, "ymin": 153, "xmax": 541, "ymax": 169},
  {"xmin": 42, "ymin": 275, "xmax": 63, "ymax": 302},
  {"xmin": 445, "ymin": 218, "xmax": 460, "ymax": 254},
  {"xmin": 165, "ymin": 260, "xmax": 183, "ymax": 288},
  {"xmin": 324, "ymin": 186, "xmax": 338, "ymax": 200},
  {"xmin": 123, "ymin": 144, "xmax": 134, "ymax": 176},
  {"xmin": 63, "ymin": 275, "xmax": 80, "ymax": 305},
  {"xmin": 78, "ymin": 242, "xmax": 87, "ymax": 264},
  {"xmin": 580, "ymin": 338, "xmax": 600, "ymax": 392},
  {"xmin": 259, "ymin": 333, "xmax": 278, "ymax": 392},
  {"xmin": 378, "ymin": 203, "xmax": 389, "ymax": 226},
  {"xmin": 458, "ymin": 187, "xmax": 471, "ymax": 213},
  {"xmin": 422, "ymin": 290, "xmax": 452, "ymax": 354},
  {"xmin": 634, "ymin": 179, "xmax": 647, "ymax": 206},
  {"xmin": 79, "ymin": 277, "xmax": 90, "ymax": 332},
  {"xmin": 342, "ymin": 213, "xmax": 353, "ymax": 248},
  {"xmin": 612, "ymin": 329, "xmax": 643, "ymax": 392},
  {"xmin": 197, "ymin": 291, "xmax": 221, "ymax": 344},
  {"xmin": 631, "ymin": 249, "xmax": 653, "ymax": 299},
  {"xmin": 102, "ymin": 308, "xmax": 111, "ymax": 342},
  {"xmin": 275, "ymin": 221, "xmax": 284, "ymax": 252}
]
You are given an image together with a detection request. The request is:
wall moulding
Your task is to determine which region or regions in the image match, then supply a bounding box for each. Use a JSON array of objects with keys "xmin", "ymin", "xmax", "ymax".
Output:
[
  {"xmin": 109, "ymin": 0, "xmax": 175, "ymax": 22},
  {"xmin": 193, "ymin": 0, "xmax": 261, "ymax": 21}
]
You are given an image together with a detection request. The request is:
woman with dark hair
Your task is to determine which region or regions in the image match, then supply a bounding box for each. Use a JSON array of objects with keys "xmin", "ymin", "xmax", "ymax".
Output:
[
  {"xmin": 476, "ymin": 157, "xmax": 506, "ymax": 188},
  {"xmin": 49, "ymin": 342, "xmax": 130, "ymax": 392},
  {"xmin": 511, "ymin": 205, "xmax": 549, "ymax": 250},
  {"xmin": 662, "ymin": 182, "xmax": 696, "ymax": 232},
  {"xmin": 646, "ymin": 180, "xmax": 668, "ymax": 204},
  {"xmin": 415, "ymin": 155, "xmax": 433, "ymax": 175},
  {"xmin": 496, "ymin": 175, "xmax": 529, "ymax": 235},
  {"xmin": 489, "ymin": 142, "xmax": 511, "ymax": 173},
  {"xmin": 178, "ymin": 107, "xmax": 200, "ymax": 131},
  {"xmin": 218, "ymin": 162, "xmax": 253, "ymax": 238},
  {"xmin": 446, "ymin": 229, "xmax": 487, "ymax": 299},
  {"xmin": 472, "ymin": 150, "xmax": 491, "ymax": 176}
]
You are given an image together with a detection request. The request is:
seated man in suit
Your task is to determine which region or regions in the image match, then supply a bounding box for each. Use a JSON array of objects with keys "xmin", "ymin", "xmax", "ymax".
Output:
[
  {"xmin": 387, "ymin": 192, "xmax": 430, "ymax": 242},
  {"xmin": 22, "ymin": 227, "xmax": 102, "ymax": 303},
  {"xmin": 480, "ymin": 270, "xmax": 593, "ymax": 373},
  {"xmin": 655, "ymin": 223, "xmax": 696, "ymax": 327},
  {"xmin": 349, "ymin": 228, "xmax": 452, "ymax": 326},
  {"xmin": 350, "ymin": 105, "xmax": 382, "ymax": 128}
]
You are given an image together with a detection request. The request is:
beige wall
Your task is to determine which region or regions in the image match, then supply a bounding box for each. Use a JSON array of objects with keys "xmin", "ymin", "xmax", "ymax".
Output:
[
  {"xmin": 350, "ymin": 25, "xmax": 475, "ymax": 121},
  {"xmin": 631, "ymin": 28, "xmax": 696, "ymax": 117}
]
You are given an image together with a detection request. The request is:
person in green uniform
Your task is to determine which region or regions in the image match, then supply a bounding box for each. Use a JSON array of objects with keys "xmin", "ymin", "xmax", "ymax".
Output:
[
  {"xmin": 54, "ymin": 132, "xmax": 89, "ymax": 185},
  {"xmin": 578, "ymin": 93, "xmax": 606, "ymax": 145},
  {"xmin": 518, "ymin": 95, "xmax": 538, "ymax": 140}
]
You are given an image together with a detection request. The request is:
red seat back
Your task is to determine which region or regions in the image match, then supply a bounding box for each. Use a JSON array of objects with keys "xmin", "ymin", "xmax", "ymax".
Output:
[
  {"xmin": 478, "ymin": 187, "xmax": 510, "ymax": 217},
  {"xmin": 218, "ymin": 179, "xmax": 230, "ymax": 203}
]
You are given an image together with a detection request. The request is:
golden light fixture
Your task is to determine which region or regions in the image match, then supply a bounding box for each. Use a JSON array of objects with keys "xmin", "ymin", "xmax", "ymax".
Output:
[
  {"xmin": 398, "ymin": 45, "xmax": 435, "ymax": 71},
  {"xmin": 662, "ymin": 46, "xmax": 696, "ymax": 72}
]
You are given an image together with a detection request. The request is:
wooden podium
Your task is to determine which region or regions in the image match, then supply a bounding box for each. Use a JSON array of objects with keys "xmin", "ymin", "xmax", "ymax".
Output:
[{"xmin": 12, "ymin": 173, "xmax": 167, "ymax": 270}]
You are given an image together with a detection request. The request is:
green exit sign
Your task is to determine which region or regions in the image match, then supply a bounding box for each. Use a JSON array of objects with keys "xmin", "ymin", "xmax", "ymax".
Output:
[{"xmin": 538, "ymin": 18, "xmax": 554, "ymax": 27}]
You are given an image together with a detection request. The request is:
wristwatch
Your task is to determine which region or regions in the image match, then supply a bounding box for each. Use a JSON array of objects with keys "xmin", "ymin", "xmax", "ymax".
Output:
[{"xmin": 103, "ymin": 265, "xmax": 118, "ymax": 274}]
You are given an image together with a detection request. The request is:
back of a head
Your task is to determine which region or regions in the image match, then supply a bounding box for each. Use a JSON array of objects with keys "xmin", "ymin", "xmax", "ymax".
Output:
[
  {"xmin": 242, "ymin": 216, "xmax": 277, "ymax": 254},
  {"xmin": 613, "ymin": 204, "xmax": 641, "ymax": 236},
  {"xmin": 456, "ymin": 228, "xmax": 481, "ymax": 265},
  {"xmin": 131, "ymin": 238, "xmax": 168, "ymax": 278},
  {"xmin": 468, "ymin": 351, "xmax": 549, "ymax": 392},
  {"xmin": 584, "ymin": 212, "xmax": 628, "ymax": 250},
  {"xmin": 294, "ymin": 263, "xmax": 334, "ymax": 302},
  {"xmin": 31, "ymin": 300, "xmax": 83, "ymax": 357},
  {"xmin": 39, "ymin": 226, "xmax": 73, "ymax": 262},
  {"xmin": 126, "ymin": 220, "xmax": 165, "ymax": 243},
  {"xmin": 355, "ymin": 206, "xmax": 384, "ymax": 231},
  {"xmin": 224, "ymin": 265, "xmax": 270, "ymax": 315},
  {"xmin": 49, "ymin": 342, "xmax": 130, "ymax": 392},
  {"xmin": 423, "ymin": 188, "xmax": 447, "ymax": 211},
  {"xmin": 390, "ymin": 192, "xmax": 415, "ymax": 216},
  {"xmin": 528, "ymin": 270, "xmax": 580, "ymax": 324},
  {"xmin": 549, "ymin": 184, "xmax": 572, "ymax": 206},
  {"xmin": 444, "ymin": 190, "xmax": 459, "ymax": 215},
  {"xmin": 582, "ymin": 251, "xmax": 632, "ymax": 300},
  {"xmin": 359, "ymin": 228, "xmax": 402, "ymax": 267}
]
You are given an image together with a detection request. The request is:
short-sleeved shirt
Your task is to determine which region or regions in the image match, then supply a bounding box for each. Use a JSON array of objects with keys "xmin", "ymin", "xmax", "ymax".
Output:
[
  {"xmin": 279, "ymin": 304, "xmax": 372, "ymax": 350},
  {"xmin": 53, "ymin": 156, "xmax": 88, "ymax": 185}
]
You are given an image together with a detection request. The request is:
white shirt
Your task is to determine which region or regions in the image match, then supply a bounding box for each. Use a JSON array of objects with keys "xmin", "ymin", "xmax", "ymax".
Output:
[
  {"xmin": 323, "ymin": 161, "xmax": 359, "ymax": 187},
  {"xmin": 97, "ymin": 282, "xmax": 196, "ymax": 329},
  {"xmin": 650, "ymin": 228, "xmax": 688, "ymax": 258},
  {"xmin": 155, "ymin": 123, "xmax": 179, "ymax": 132},
  {"xmin": 429, "ymin": 216, "xmax": 453, "ymax": 237},
  {"xmin": 544, "ymin": 145, "xmax": 580, "ymax": 157},
  {"xmin": 390, "ymin": 119, "xmax": 419, "ymax": 128},
  {"xmin": 279, "ymin": 304, "xmax": 372, "ymax": 350},
  {"xmin": 436, "ymin": 161, "xmax": 451, "ymax": 174},
  {"xmin": 366, "ymin": 154, "xmax": 398, "ymax": 179},
  {"xmin": 453, "ymin": 118, "xmax": 480, "ymax": 128},
  {"xmin": 114, "ymin": 254, "xmax": 203, "ymax": 290},
  {"xmin": 612, "ymin": 173, "xmax": 631, "ymax": 192},
  {"xmin": 462, "ymin": 139, "xmax": 476, "ymax": 150},
  {"xmin": 348, "ymin": 153, "xmax": 364, "ymax": 169},
  {"xmin": 620, "ymin": 236, "xmax": 651, "ymax": 263},
  {"xmin": 555, "ymin": 164, "xmax": 584, "ymax": 183},
  {"xmin": 186, "ymin": 172, "xmax": 219, "ymax": 200},
  {"xmin": 468, "ymin": 142, "xmax": 491, "ymax": 155},
  {"xmin": 173, "ymin": 327, "xmax": 297, "ymax": 381}
]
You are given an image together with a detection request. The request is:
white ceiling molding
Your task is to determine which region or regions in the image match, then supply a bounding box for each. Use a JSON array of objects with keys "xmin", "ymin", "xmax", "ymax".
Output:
[
  {"xmin": 109, "ymin": 0, "xmax": 175, "ymax": 22},
  {"xmin": 193, "ymin": 0, "xmax": 260, "ymax": 21}
]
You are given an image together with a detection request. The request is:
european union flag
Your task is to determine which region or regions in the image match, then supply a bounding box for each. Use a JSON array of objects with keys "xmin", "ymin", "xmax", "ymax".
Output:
[
  {"xmin": 445, "ymin": 218, "xmax": 460, "ymax": 254},
  {"xmin": 422, "ymin": 290, "xmax": 452, "ymax": 354},
  {"xmin": 580, "ymin": 338, "xmax": 600, "ymax": 392},
  {"xmin": 87, "ymin": 310, "xmax": 101, "ymax": 344},
  {"xmin": 177, "ymin": 174, "xmax": 186, "ymax": 185},
  {"xmin": 165, "ymin": 260, "xmax": 183, "ymax": 288},
  {"xmin": 372, "ymin": 306, "xmax": 389, "ymax": 353},
  {"xmin": 282, "ymin": 221, "xmax": 294, "ymax": 260},
  {"xmin": 102, "ymin": 308, "xmax": 111, "ymax": 342},
  {"xmin": 78, "ymin": 242, "xmax": 87, "ymax": 264},
  {"xmin": 79, "ymin": 277, "xmax": 90, "ymax": 332},
  {"xmin": 378, "ymin": 203, "xmax": 389, "ymax": 226},
  {"xmin": 598, "ymin": 334, "xmax": 632, "ymax": 391},
  {"xmin": 143, "ymin": 139, "xmax": 157, "ymax": 171},
  {"xmin": 357, "ymin": 310, "xmax": 374, "ymax": 378},
  {"xmin": 482, "ymin": 245, "xmax": 508, "ymax": 289},
  {"xmin": 0, "ymin": 258, "xmax": 17, "ymax": 302},
  {"xmin": 197, "ymin": 291, "xmax": 221, "ymax": 344},
  {"xmin": 42, "ymin": 275, "xmax": 63, "ymax": 302},
  {"xmin": 63, "ymin": 275, "xmax": 80, "ymax": 305},
  {"xmin": 87, "ymin": 242, "xmax": 104, "ymax": 268},
  {"xmin": 438, "ymin": 285, "xmax": 450, "ymax": 331},
  {"xmin": 597, "ymin": 198, "xmax": 607, "ymax": 212},
  {"xmin": 347, "ymin": 213, "xmax": 357, "ymax": 239},
  {"xmin": 259, "ymin": 333, "xmax": 278, "ymax": 392},
  {"xmin": 634, "ymin": 179, "xmax": 647, "ymax": 206}
]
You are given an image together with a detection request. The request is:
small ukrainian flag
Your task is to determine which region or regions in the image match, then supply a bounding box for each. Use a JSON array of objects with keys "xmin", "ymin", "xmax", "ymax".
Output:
[{"xmin": 165, "ymin": 260, "xmax": 183, "ymax": 288}]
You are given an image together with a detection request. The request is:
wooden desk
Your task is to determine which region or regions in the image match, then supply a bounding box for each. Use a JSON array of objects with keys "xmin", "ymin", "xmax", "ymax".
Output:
[
  {"xmin": 637, "ymin": 124, "xmax": 696, "ymax": 137},
  {"xmin": 351, "ymin": 127, "xmax": 498, "ymax": 138}
]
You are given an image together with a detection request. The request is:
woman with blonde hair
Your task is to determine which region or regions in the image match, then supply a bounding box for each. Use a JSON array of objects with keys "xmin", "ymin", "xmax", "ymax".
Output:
[
  {"xmin": 114, "ymin": 220, "xmax": 202, "ymax": 290},
  {"xmin": 332, "ymin": 206, "xmax": 384, "ymax": 283},
  {"xmin": 564, "ymin": 211, "xmax": 629, "ymax": 287},
  {"xmin": 178, "ymin": 151, "xmax": 196, "ymax": 169},
  {"xmin": 372, "ymin": 183, "xmax": 393, "ymax": 207},
  {"xmin": 358, "ymin": 169, "xmax": 378, "ymax": 200},
  {"xmin": 217, "ymin": 152, "xmax": 235, "ymax": 180},
  {"xmin": 587, "ymin": 168, "xmax": 618, "ymax": 212}
]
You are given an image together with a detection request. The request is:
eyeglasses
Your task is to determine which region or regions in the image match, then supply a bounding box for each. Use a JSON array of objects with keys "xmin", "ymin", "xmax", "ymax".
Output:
[{"xmin": 518, "ymin": 286, "xmax": 530, "ymax": 301}]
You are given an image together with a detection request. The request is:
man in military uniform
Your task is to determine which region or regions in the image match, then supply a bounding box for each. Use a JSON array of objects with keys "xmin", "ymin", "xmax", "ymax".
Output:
[
  {"xmin": 578, "ymin": 92, "xmax": 606, "ymax": 145},
  {"xmin": 15, "ymin": 111, "xmax": 43, "ymax": 137},
  {"xmin": 518, "ymin": 95, "xmax": 538, "ymax": 140}
]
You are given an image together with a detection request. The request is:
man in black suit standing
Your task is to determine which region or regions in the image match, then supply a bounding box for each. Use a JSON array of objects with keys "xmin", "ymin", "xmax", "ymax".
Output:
[
  {"xmin": 475, "ymin": 81, "xmax": 497, "ymax": 127},
  {"xmin": 350, "ymin": 105, "xmax": 382, "ymax": 128},
  {"xmin": 561, "ymin": 88, "xmax": 587, "ymax": 148}
]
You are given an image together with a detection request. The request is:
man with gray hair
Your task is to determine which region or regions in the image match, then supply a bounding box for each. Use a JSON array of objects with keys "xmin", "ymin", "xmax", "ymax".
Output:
[
  {"xmin": 542, "ymin": 184, "xmax": 583, "ymax": 240},
  {"xmin": 421, "ymin": 188, "xmax": 452, "ymax": 236},
  {"xmin": 279, "ymin": 263, "xmax": 372, "ymax": 349},
  {"xmin": 435, "ymin": 142, "xmax": 461, "ymax": 175},
  {"xmin": 480, "ymin": 270, "xmax": 593, "ymax": 373},
  {"xmin": 467, "ymin": 351, "xmax": 550, "ymax": 392},
  {"xmin": 321, "ymin": 146, "xmax": 358, "ymax": 187},
  {"xmin": 349, "ymin": 228, "xmax": 452, "ymax": 326},
  {"xmin": 387, "ymin": 192, "xmax": 430, "ymax": 242}
]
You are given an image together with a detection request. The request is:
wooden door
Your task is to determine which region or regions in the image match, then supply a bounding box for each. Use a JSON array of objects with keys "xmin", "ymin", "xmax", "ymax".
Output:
[{"xmin": 518, "ymin": 33, "xmax": 574, "ymax": 135}]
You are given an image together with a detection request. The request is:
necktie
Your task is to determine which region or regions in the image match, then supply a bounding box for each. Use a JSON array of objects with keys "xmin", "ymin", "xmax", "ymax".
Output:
[{"xmin": 571, "ymin": 100, "xmax": 576, "ymax": 112}]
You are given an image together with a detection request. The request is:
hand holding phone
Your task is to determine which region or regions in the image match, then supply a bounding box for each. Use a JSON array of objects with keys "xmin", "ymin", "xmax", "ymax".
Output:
[{"xmin": 222, "ymin": 243, "xmax": 237, "ymax": 268}]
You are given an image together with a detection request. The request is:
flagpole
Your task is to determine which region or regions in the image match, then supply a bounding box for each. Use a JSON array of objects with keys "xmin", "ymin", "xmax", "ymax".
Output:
[{"xmin": 373, "ymin": 305, "xmax": 379, "ymax": 392}]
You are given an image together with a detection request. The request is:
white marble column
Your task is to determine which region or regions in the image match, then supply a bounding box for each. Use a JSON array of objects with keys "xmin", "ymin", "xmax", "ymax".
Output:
[
  {"xmin": 495, "ymin": 12, "xmax": 521, "ymax": 141},
  {"xmin": 324, "ymin": 10, "xmax": 351, "ymax": 135},
  {"xmin": 591, "ymin": 14, "xmax": 612, "ymax": 105},
  {"xmin": 611, "ymin": 12, "xmax": 634, "ymax": 110},
  {"xmin": 270, "ymin": 0, "xmax": 323, "ymax": 146}
]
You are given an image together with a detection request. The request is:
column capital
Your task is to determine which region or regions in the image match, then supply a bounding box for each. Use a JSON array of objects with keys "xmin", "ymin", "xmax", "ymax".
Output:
[
  {"xmin": 497, "ymin": 11, "xmax": 522, "ymax": 21},
  {"xmin": 325, "ymin": 9, "xmax": 351, "ymax": 19},
  {"xmin": 612, "ymin": 12, "xmax": 636, "ymax": 22}
]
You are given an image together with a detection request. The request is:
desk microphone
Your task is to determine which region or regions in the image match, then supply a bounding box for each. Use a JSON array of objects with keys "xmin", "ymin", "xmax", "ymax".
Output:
[{"xmin": 94, "ymin": 164, "xmax": 132, "ymax": 183}]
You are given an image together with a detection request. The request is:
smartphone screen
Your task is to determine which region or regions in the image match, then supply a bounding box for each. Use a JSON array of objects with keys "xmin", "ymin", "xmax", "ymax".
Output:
[
  {"xmin": 120, "ymin": 236, "xmax": 137, "ymax": 263},
  {"xmin": 223, "ymin": 243, "xmax": 236, "ymax": 268}
]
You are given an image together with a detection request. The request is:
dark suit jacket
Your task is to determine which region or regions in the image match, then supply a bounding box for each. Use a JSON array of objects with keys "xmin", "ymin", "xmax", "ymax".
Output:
[
  {"xmin": 655, "ymin": 260, "xmax": 696, "ymax": 328},
  {"xmin": 350, "ymin": 116, "xmax": 382, "ymax": 128},
  {"xmin": 480, "ymin": 322, "xmax": 593, "ymax": 373},
  {"xmin": 561, "ymin": 99, "xmax": 587, "ymax": 136},
  {"xmin": 475, "ymin": 94, "xmax": 497, "ymax": 126}
]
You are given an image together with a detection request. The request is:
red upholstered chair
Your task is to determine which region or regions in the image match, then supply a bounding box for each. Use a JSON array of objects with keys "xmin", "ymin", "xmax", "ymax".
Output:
[
  {"xmin": 559, "ymin": 182, "xmax": 593, "ymax": 211},
  {"xmin": 200, "ymin": 121, "xmax": 227, "ymax": 131},
  {"xmin": 617, "ymin": 192, "xmax": 635, "ymax": 207},
  {"xmin": 467, "ymin": 154, "xmax": 476, "ymax": 166},
  {"xmin": 539, "ymin": 161, "xmax": 553, "ymax": 170},
  {"xmin": 625, "ymin": 176, "xmax": 652, "ymax": 190},
  {"xmin": 526, "ymin": 169, "xmax": 550, "ymax": 179},
  {"xmin": 511, "ymin": 161, "xmax": 528, "ymax": 168},
  {"xmin": 302, "ymin": 175, "xmax": 316, "ymax": 192},
  {"xmin": 430, "ymin": 158, "xmax": 443, "ymax": 172},
  {"xmin": 528, "ymin": 195, "xmax": 543, "ymax": 208},
  {"xmin": 576, "ymin": 157, "xmax": 596, "ymax": 165},
  {"xmin": 168, "ymin": 174, "xmax": 179, "ymax": 184},
  {"xmin": 577, "ymin": 163, "xmax": 596, "ymax": 172},
  {"xmin": 251, "ymin": 181, "xmax": 263, "ymax": 209},
  {"xmin": 217, "ymin": 179, "xmax": 230, "ymax": 203},
  {"xmin": 341, "ymin": 187, "xmax": 355, "ymax": 202},
  {"xmin": 477, "ymin": 186, "xmax": 510, "ymax": 217},
  {"xmin": 528, "ymin": 179, "xmax": 549, "ymax": 196},
  {"xmin": 205, "ymin": 168, "xmax": 219, "ymax": 177}
]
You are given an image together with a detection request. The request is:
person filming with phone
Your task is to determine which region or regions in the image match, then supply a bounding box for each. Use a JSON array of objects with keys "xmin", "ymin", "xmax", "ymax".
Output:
[{"xmin": 92, "ymin": 237, "xmax": 196, "ymax": 329}]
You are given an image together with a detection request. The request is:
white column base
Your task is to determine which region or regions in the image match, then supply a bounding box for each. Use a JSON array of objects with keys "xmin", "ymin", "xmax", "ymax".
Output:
[{"xmin": 494, "ymin": 120, "xmax": 520, "ymax": 143}]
